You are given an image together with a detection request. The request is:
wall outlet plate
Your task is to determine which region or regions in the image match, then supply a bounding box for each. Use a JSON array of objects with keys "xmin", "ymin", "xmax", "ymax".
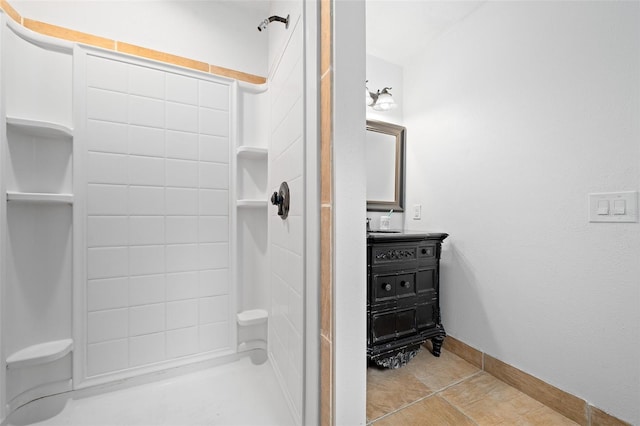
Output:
[{"xmin": 589, "ymin": 191, "xmax": 638, "ymax": 223}]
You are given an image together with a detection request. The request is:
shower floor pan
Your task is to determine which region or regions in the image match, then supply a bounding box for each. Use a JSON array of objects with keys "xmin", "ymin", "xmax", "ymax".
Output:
[{"xmin": 5, "ymin": 356, "xmax": 295, "ymax": 426}]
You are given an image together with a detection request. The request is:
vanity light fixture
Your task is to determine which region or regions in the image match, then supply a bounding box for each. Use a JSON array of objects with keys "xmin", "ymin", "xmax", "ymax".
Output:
[{"xmin": 366, "ymin": 82, "xmax": 397, "ymax": 111}]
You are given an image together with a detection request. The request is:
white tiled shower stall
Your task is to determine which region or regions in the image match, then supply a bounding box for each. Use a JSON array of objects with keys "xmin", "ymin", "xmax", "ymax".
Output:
[{"xmin": 0, "ymin": 3, "xmax": 308, "ymax": 424}]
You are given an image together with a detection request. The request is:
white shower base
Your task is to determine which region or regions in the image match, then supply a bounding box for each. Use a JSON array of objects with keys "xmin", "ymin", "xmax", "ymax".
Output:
[{"xmin": 4, "ymin": 356, "xmax": 295, "ymax": 426}]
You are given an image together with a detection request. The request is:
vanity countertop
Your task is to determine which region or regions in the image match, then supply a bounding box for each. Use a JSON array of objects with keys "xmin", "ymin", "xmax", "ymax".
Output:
[{"xmin": 367, "ymin": 230, "xmax": 449, "ymax": 242}]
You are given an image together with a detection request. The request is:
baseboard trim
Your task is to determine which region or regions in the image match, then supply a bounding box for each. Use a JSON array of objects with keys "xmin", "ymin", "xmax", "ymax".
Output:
[{"xmin": 443, "ymin": 336, "xmax": 630, "ymax": 426}]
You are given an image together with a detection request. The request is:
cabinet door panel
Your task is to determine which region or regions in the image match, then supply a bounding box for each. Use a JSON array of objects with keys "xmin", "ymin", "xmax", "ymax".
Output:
[
  {"xmin": 396, "ymin": 308, "xmax": 416, "ymax": 337},
  {"xmin": 416, "ymin": 268, "xmax": 436, "ymax": 294},
  {"xmin": 371, "ymin": 311, "xmax": 396, "ymax": 344},
  {"xmin": 416, "ymin": 302, "xmax": 437, "ymax": 330}
]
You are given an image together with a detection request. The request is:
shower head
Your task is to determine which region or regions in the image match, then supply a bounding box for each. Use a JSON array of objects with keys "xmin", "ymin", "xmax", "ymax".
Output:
[
  {"xmin": 257, "ymin": 14, "xmax": 290, "ymax": 32},
  {"xmin": 257, "ymin": 19, "xmax": 269, "ymax": 32}
]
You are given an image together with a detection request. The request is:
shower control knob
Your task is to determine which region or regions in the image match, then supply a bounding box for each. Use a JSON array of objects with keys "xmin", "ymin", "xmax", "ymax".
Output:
[{"xmin": 270, "ymin": 182, "xmax": 290, "ymax": 220}]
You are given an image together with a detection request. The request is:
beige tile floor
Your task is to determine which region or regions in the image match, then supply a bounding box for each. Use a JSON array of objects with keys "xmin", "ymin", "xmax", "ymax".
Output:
[{"xmin": 367, "ymin": 345, "xmax": 578, "ymax": 425}]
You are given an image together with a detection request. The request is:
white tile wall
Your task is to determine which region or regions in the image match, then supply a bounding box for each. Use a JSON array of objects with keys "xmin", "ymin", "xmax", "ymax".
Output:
[
  {"xmin": 268, "ymin": 17, "xmax": 304, "ymax": 420},
  {"xmin": 84, "ymin": 54, "xmax": 232, "ymax": 378}
]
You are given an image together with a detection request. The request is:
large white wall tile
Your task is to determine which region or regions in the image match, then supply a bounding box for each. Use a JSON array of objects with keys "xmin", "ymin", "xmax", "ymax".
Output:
[
  {"xmin": 87, "ymin": 120, "xmax": 128, "ymax": 154},
  {"xmin": 166, "ymin": 300, "xmax": 198, "ymax": 330},
  {"xmin": 129, "ymin": 303, "xmax": 165, "ymax": 336},
  {"xmin": 166, "ymin": 102, "xmax": 198, "ymax": 133},
  {"xmin": 128, "ymin": 186, "xmax": 165, "ymax": 215},
  {"xmin": 129, "ymin": 245, "xmax": 165, "ymax": 276},
  {"xmin": 129, "ymin": 96, "xmax": 164, "ymax": 128},
  {"xmin": 199, "ymin": 163, "xmax": 228, "ymax": 189},
  {"xmin": 199, "ymin": 109, "xmax": 229, "ymax": 136},
  {"xmin": 129, "ymin": 274, "xmax": 165, "ymax": 306},
  {"xmin": 128, "ymin": 216, "xmax": 165, "ymax": 246},
  {"xmin": 88, "ymin": 309, "xmax": 129, "ymax": 342},
  {"xmin": 128, "ymin": 125, "xmax": 165, "ymax": 158},
  {"xmin": 167, "ymin": 73, "xmax": 198, "ymax": 105},
  {"xmin": 87, "ymin": 88, "xmax": 128, "ymax": 123},
  {"xmin": 130, "ymin": 333, "xmax": 165, "ymax": 367},
  {"xmin": 88, "ymin": 184, "xmax": 127, "ymax": 215},
  {"xmin": 198, "ymin": 322, "xmax": 229, "ymax": 352},
  {"xmin": 199, "ymin": 81, "xmax": 229, "ymax": 110},
  {"xmin": 88, "ymin": 216, "xmax": 128, "ymax": 247},
  {"xmin": 128, "ymin": 65, "xmax": 165, "ymax": 99},
  {"xmin": 88, "ymin": 247, "xmax": 128, "ymax": 279},
  {"xmin": 87, "ymin": 55, "xmax": 128, "ymax": 92},
  {"xmin": 198, "ymin": 216, "xmax": 228, "ymax": 243},
  {"xmin": 87, "ymin": 339, "xmax": 128, "ymax": 376},
  {"xmin": 199, "ymin": 189, "xmax": 228, "ymax": 216},
  {"xmin": 166, "ymin": 272, "xmax": 200, "ymax": 301},
  {"xmin": 198, "ymin": 269, "xmax": 229, "ymax": 297},
  {"xmin": 166, "ymin": 130, "xmax": 198, "ymax": 160},
  {"xmin": 166, "ymin": 216, "xmax": 198, "ymax": 244},
  {"xmin": 88, "ymin": 152, "xmax": 128, "ymax": 184},
  {"xmin": 166, "ymin": 327, "xmax": 198, "ymax": 359},
  {"xmin": 88, "ymin": 277, "xmax": 129, "ymax": 312},
  {"xmin": 166, "ymin": 159, "xmax": 198, "ymax": 188},
  {"xmin": 199, "ymin": 135, "xmax": 229, "ymax": 163},
  {"xmin": 199, "ymin": 243, "xmax": 228, "ymax": 270},
  {"xmin": 166, "ymin": 244, "xmax": 199, "ymax": 273},
  {"xmin": 198, "ymin": 296, "xmax": 228, "ymax": 324},
  {"xmin": 166, "ymin": 188, "xmax": 199, "ymax": 216},
  {"xmin": 128, "ymin": 156, "xmax": 165, "ymax": 186}
]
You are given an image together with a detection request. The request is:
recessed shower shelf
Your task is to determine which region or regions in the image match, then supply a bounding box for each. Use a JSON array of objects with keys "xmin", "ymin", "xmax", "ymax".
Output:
[
  {"xmin": 237, "ymin": 146, "xmax": 268, "ymax": 159},
  {"xmin": 6, "ymin": 339, "xmax": 73, "ymax": 369},
  {"xmin": 6, "ymin": 192, "xmax": 74, "ymax": 204},
  {"xmin": 237, "ymin": 199, "xmax": 267, "ymax": 208},
  {"xmin": 6, "ymin": 116, "xmax": 73, "ymax": 138}
]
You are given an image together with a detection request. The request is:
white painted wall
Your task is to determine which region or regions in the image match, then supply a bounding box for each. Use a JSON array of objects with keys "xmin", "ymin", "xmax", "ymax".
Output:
[
  {"xmin": 267, "ymin": 1, "xmax": 304, "ymax": 422},
  {"xmin": 10, "ymin": 0, "xmax": 268, "ymax": 77},
  {"xmin": 402, "ymin": 1, "xmax": 639, "ymax": 423},
  {"xmin": 333, "ymin": 1, "xmax": 367, "ymax": 424}
]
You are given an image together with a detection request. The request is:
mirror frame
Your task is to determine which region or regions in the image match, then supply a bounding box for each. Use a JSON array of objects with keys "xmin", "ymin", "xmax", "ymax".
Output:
[{"xmin": 366, "ymin": 120, "xmax": 406, "ymax": 212}]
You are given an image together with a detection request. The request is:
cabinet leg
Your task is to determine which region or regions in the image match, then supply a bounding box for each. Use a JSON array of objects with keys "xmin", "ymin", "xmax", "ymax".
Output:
[{"xmin": 431, "ymin": 336, "xmax": 445, "ymax": 357}]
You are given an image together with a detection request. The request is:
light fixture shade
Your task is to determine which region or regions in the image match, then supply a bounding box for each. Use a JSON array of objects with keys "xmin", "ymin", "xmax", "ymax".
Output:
[{"xmin": 371, "ymin": 88, "xmax": 396, "ymax": 111}]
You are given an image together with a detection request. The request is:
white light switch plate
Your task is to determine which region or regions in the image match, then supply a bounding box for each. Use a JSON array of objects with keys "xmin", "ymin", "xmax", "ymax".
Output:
[
  {"xmin": 413, "ymin": 204, "xmax": 421, "ymax": 220},
  {"xmin": 589, "ymin": 191, "xmax": 638, "ymax": 223}
]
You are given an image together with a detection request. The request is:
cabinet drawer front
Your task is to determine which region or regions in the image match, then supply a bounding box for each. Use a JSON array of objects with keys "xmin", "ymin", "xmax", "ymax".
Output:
[
  {"xmin": 396, "ymin": 273, "xmax": 416, "ymax": 298},
  {"xmin": 372, "ymin": 245, "xmax": 417, "ymax": 264},
  {"xmin": 416, "ymin": 268, "xmax": 436, "ymax": 294},
  {"xmin": 372, "ymin": 274, "xmax": 396, "ymax": 302},
  {"xmin": 418, "ymin": 244, "xmax": 436, "ymax": 259}
]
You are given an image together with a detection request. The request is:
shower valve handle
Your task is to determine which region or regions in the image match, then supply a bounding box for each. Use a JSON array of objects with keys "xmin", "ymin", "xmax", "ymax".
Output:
[{"xmin": 270, "ymin": 182, "xmax": 290, "ymax": 220}]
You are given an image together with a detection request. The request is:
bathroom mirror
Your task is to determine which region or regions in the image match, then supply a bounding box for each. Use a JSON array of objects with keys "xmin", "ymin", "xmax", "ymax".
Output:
[{"xmin": 366, "ymin": 120, "xmax": 405, "ymax": 212}]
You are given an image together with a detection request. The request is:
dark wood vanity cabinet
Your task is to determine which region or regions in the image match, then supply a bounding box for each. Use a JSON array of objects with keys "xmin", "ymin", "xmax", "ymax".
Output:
[{"xmin": 367, "ymin": 232, "xmax": 448, "ymax": 368}]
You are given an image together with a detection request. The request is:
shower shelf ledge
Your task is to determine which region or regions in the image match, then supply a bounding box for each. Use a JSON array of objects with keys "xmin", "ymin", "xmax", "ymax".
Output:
[
  {"xmin": 6, "ymin": 116, "xmax": 73, "ymax": 138},
  {"xmin": 237, "ymin": 199, "xmax": 267, "ymax": 208},
  {"xmin": 7, "ymin": 191, "xmax": 74, "ymax": 204},
  {"xmin": 6, "ymin": 339, "xmax": 73, "ymax": 369},
  {"xmin": 237, "ymin": 146, "xmax": 268, "ymax": 159}
]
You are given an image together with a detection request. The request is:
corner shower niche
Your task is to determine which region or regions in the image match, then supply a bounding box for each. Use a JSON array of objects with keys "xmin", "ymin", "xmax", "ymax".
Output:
[
  {"xmin": 236, "ymin": 83, "xmax": 269, "ymax": 345},
  {"xmin": 1, "ymin": 19, "xmax": 74, "ymax": 413}
]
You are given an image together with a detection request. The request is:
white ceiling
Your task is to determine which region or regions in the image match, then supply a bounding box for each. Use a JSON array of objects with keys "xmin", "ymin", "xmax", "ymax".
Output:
[{"xmin": 366, "ymin": 0, "xmax": 485, "ymax": 67}]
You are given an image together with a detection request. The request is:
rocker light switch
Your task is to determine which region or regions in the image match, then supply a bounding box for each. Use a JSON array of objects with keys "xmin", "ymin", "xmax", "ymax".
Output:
[
  {"xmin": 589, "ymin": 191, "xmax": 638, "ymax": 223},
  {"xmin": 597, "ymin": 200, "xmax": 609, "ymax": 215},
  {"xmin": 612, "ymin": 199, "xmax": 626, "ymax": 215}
]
